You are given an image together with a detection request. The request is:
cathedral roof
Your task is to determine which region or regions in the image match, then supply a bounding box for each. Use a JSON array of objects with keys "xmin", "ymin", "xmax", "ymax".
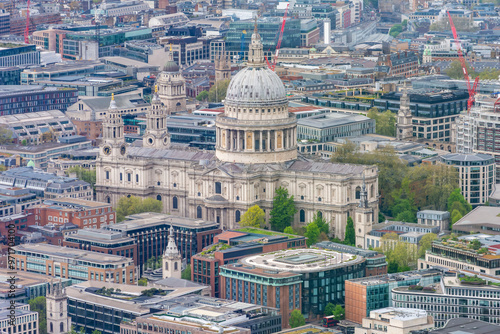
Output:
[{"xmin": 163, "ymin": 60, "xmax": 180, "ymax": 73}]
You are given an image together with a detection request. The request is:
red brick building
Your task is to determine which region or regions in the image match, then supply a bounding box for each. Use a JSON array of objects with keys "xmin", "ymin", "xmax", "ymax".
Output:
[
  {"xmin": 377, "ymin": 51, "xmax": 419, "ymax": 77},
  {"xmin": 191, "ymin": 229, "xmax": 306, "ymax": 298},
  {"xmin": 28, "ymin": 198, "xmax": 115, "ymax": 229},
  {"xmin": 0, "ymin": 213, "xmax": 36, "ymax": 244}
]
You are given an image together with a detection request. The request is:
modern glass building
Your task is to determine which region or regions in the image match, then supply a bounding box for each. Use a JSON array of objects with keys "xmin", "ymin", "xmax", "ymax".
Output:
[{"xmin": 225, "ymin": 18, "xmax": 301, "ymax": 61}]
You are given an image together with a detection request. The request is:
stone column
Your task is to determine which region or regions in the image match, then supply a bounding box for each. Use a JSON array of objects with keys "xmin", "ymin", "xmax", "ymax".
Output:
[
  {"xmin": 237, "ymin": 130, "xmax": 241, "ymax": 151},
  {"xmin": 267, "ymin": 130, "xmax": 271, "ymax": 151},
  {"xmin": 226, "ymin": 129, "xmax": 230, "ymax": 150},
  {"xmin": 259, "ymin": 131, "xmax": 263, "ymax": 152}
]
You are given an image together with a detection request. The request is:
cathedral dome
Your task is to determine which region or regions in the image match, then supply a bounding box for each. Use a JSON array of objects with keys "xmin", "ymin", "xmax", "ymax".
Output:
[
  {"xmin": 225, "ymin": 66, "xmax": 287, "ymax": 106},
  {"xmin": 163, "ymin": 60, "xmax": 180, "ymax": 73}
]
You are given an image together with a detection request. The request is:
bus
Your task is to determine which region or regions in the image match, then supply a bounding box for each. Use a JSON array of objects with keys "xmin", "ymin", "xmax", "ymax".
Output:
[{"xmin": 323, "ymin": 316, "xmax": 339, "ymax": 328}]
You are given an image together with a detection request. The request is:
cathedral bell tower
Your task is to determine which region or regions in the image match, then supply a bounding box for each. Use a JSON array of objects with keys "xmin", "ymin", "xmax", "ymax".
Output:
[
  {"xmin": 162, "ymin": 226, "xmax": 182, "ymax": 279},
  {"xmin": 355, "ymin": 174, "xmax": 373, "ymax": 248},
  {"xmin": 215, "ymin": 49, "xmax": 231, "ymax": 84},
  {"xmin": 143, "ymin": 85, "xmax": 171, "ymax": 149},
  {"xmin": 396, "ymin": 82, "xmax": 413, "ymax": 141},
  {"xmin": 46, "ymin": 280, "xmax": 71, "ymax": 334},
  {"xmin": 157, "ymin": 47, "xmax": 186, "ymax": 114},
  {"xmin": 101, "ymin": 94, "xmax": 127, "ymax": 158}
]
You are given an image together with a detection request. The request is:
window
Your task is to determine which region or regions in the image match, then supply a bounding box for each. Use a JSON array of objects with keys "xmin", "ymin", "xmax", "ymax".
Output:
[
  {"xmin": 197, "ymin": 206, "xmax": 202, "ymax": 219},
  {"xmin": 173, "ymin": 197, "xmax": 178, "ymax": 209},
  {"xmin": 127, "ymin": 173, "xmax": 131, "ymax": 182},
  {"xmin": 300, "ymin": 209, "xmax": 305, "ymax": 223},
  {"xmin": 355, "ymin": 186, "xmax": 361, "ymax": 199},
  {"xmin": 157, "ymin": 195, "xmax": 162, "ymax": 201},
  {"xmin": 174, "ymin": 262, "xmax": 178, "ymax": 271},
  {"xmin": 235, "ymin": 210, "xmax": 241, "ymax": 222},
  {"xmin": 136, "ymin": 174, "xmax": 139, "ymax": 183},
  {"xmin": 105, "ymin": 171, "xmax": 109, "ymax": 179},
  {"xmin": 215, "ymin": 182, "xmax": 222, "ymax": 194}
]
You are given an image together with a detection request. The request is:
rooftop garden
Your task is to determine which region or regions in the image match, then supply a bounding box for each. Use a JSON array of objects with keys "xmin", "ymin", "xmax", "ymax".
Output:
[
  {"xmin": 459, "ymin": 275, "xmax": 486, "ymax": 285},
  {"xmin": 235, "ymin": 227, "xmax": 297, "ymax": 239},
  {"xmin": 199, "ymin": 243, "xmax": 231, "ymax": 257},
  {"xmin": 408, "ymin": 285, "xmax": 436, "ymax": 293},
  {"xmin": 435, "ymin": 237, "xmax": 492, "ymax": 257}
]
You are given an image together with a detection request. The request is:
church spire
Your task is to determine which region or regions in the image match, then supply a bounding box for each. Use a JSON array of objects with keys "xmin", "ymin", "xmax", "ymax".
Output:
[
  {"xmin": 164, "ymin": 225, "xmax": 179, "ymax": 257},
  {"xmin": 162, "ymin": 225, "xmax": 182, "ymax": 279}
]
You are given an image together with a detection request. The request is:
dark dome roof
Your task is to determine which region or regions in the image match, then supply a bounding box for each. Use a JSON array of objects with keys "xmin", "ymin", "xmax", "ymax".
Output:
[{"xmin": 163, "ymin": 60, "xmax": 179, "ymax": 72}]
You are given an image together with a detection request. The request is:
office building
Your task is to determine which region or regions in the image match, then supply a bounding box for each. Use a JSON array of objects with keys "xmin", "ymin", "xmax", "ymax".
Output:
[
  {"xmin": 0, "ymin": 269, "xmax": 71, "ymax": 304},
  {"xmin": 67, "ymin": 282, "xmax": 237, "ymax": 334},
  {"xmin": 0, "ymin": 167, "xmax": 92, "ymax": 200},
  {"xmin": 356, "ymin": 308, "xmax": 433, "ymax": 334},
  {"xmin": 0, "ymin": 302, "xmax": 38, "ymax": 334},
  {"xmin": 0, "ymin": 85, "xmax": 77, "ymax": 115},
  {"xmin": 0, "ymin": 67, "xmax": 21, "ymax": 85},
  {"xmin": 392, "ymin": 272, "xmax": 500, "ymax": 327},
  {"xmin": 192, "ymin": 229, "xmax": 306, "ymax": 298},
  {"xmin": 345, "ymin": 269, "xmax": 443, "ymax": 324},
  {"xmin": 0, "ymin": 186, "xmax": 40, "ymax": 217},
  {"xmin": 417, "ymin": 210, "xmax": 450, "ymax": 231},
  {"xmin": 0, "ymin": 110, "xmax": 76, "ymax": 145},
  {"xmin": 425, "ymin": 318, "xmax": 500, "ymax": 334},
  {"xmin": 374, "ymin": 89, "xmax": 468, "ymax": 144},
  {"xmin": 20, "ymin": 61, "xmax": 105, "ymax": 85},
  {"xmin": 29, "ymin": 198, "xmax": 115, "ymax": 229},
  {"xmin": 451, "ymin": 206, "xmax": 500, "ymax": 235},
  {"xmin": 11, "ymin": 243, "xmax": 136, "ymax": 284},
  {"xmin": 419, "ymin": 234, "xmax": 500, "ymax": 275},
  {"xmin": 10, "ymin": 14, "xmax": 61, "ymax": 36},
  {"xmin": 221, "ymin": 248, "xmax": 369, "ymax": 324},
  {"xmin": 121, "ymin": 295, "xmax": 281, "ymax": 334},
  {"xmin": 441, "ymin": 153, "xmax": 495, "ymax": 205},
  {"xmin": 0, "ymin": 139, "xmax": 92, "ymax": 170},
  {"xmin": 365, "ymin": 221, "xmax": 440, "ymax": 250},
  {"xmin": 107, "ymin": 212, "xmax": 221, "ymax": 274},
  {"xmin": 0, "ymin": 42, "xmax": 39, "ymax": 67},
  {"xmin": 297, "ymin": 113, "xmax": 375, "ymax": 143}
]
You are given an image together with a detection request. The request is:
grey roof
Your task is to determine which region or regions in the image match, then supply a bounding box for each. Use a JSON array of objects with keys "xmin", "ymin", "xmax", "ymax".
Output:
[
  {"xmin": 80, "ymin": 93, "xmax": 149, "ymax": 111},
  {"xmin": 154, "ymin": 277, "xmax": 205, "ymax": 288},
  {"xmin": 287, "ymin": 160, "xmax": 366, "ymax": 175},
  {"xmin": 297, "ymin": 113, "xmax": 372, "ymax": 129},
  {"xmin": 441, "ymin": 153, "xmax": 494, "ymax": 162},
  {"xmin": 431, "ymin": 318, "xmax": 500, "ymax": 334}
]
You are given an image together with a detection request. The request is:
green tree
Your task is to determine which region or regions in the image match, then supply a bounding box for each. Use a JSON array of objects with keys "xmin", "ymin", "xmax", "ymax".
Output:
[
  {"xmin": 470, "ymin": 239, "xmax": 481, "ymax": 250},
  {"xmin": 344, "ymin": 217, "xmax": 355, "ymax": 246},
  {"xmin": 448, "ymin": 188, "xmax": 472, "ymax": 212},
  {"xmin": 116, "ymin": 196, "xmax": 163, "ymax": 222},
  {"xmin": 66, "ymin": 166, "xmax": 96, "ymax": 189},
  {"xmin": 181, "ymin": 264, "xmax": 191, "ymax": 280},
  {"xmin": 92, "ymin": 330, "xmax": 102, "ymax": 334},
  {"xmin": 389, "ymin": 24, "xmax": 403, "ymax": 38},
  {"xmin": 29, "ymin": 296, "xmax": 46, "ymax": 334},
  {"xmin": 451, "ymin": 209, "xmax": 463, "ymax": 225},
  {"xmin": 367, "ymin": 108, "xmax": 396, "ymax": 137},
  {"xmin": 284, "ymin": 226, "xmax": 296, "ymax": 234},
  {"xmin": 240, "ymin": 205, "xmax": 266, "ymax": 228},
  {"xmin": 208, "ymin": 79, "xmax": 230, "ymax": 102},
  {"xmin": 146, "ymin": 256, "xmax": 162, "ymax": 270},
  {"xmin": 331, "ymin": 140, "xmax": 357, "ymax": 163},
  {"xmin": 196, "ymin": 90, "xmax": 209, "ymax": 101},
  {"xmin": 0, "ymin": 125, "xmax": 13, "ymax": 145},
  {"xmin": 305, "ymin": 222, "xmax": 320, "ymax": 247},
  {"xmin": 324, "ymin": 302, "xmax": 336, "ymax": 316},
  {"xmin": 270, "ymin": 187, "xmax": 297, "ymax": 232},
  {"xmin": 138, "ymin": 277, "xmax": 148, "ymax": 286},
  {"xmin": 289, "ymin": 309, "xmax": 306, "ymax": 328},
  {"xmin": 418, "ymin": 233, "xmax": 437, "ymax": 258},
  {"xmin": 21, "ymin": 139, "xmax": 28, "ymax": 145},
  {"xmin": 332, "ymin": 304, "xmax": 345, "ymax": 321}
]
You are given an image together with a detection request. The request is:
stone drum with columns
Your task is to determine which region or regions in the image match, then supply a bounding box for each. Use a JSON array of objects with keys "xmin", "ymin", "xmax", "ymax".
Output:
[{"xmin": 95, "ymin": 28, "xmax": 379, "ymax": 245}]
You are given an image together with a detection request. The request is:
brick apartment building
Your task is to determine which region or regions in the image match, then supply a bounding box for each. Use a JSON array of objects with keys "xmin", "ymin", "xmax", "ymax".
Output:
[
  {"xmin": 377, "ymin": 51, "xmax": 419, "ymax": 77},
  {"xmin": 28, "ymin": 198, "xmax": 115, "ymax": 229}
]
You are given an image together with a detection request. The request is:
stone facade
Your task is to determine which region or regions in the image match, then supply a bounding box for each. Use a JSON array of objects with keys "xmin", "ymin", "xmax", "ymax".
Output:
[
  {"xmin": 157, "ymin": 53, "xmax": 186, "ymax": 113},
  {"xmin": 396, "ymin": 83, "xmax": 413, "ymax": 141},
  {"xmin": 95, "ymin": 29, "xmax": 379, "ymax": 243}
]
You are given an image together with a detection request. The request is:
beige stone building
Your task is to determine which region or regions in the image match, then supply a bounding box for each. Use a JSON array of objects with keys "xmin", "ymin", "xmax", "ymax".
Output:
[
  {"xmin": 356, "ymin": 308, "xmax": 434, "ymax": 334},
  {"xmin": 95, "ymin": 29, "xmax": 379, "ymax": 244}
]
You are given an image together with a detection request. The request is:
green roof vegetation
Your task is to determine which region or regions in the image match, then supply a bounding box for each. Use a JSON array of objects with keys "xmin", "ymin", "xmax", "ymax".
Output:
[{"xmin": 235, "ymin": 227, "xmax": 297, "ymax": 239}]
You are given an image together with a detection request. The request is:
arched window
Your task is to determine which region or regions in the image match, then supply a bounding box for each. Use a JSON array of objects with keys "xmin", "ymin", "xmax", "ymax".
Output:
[
  {"xmin": 355, "ymin": 186, "xmax": 361, "ymax": 200},
  {"xmin": 156, "ymin": 195, "xmax": 162, "ymax": 201},
  {"xmin": 197, "ymin": 206, "xmax": 202, "ymax": 219},
  {"xmin": 50, "ymin": 323, "xmax": 53, "ymax": 333},
  {"xmin": 105, "ymin": 196, "xmax": 110, "ymax": 204},
  {"xmin": 172, "ymin": 197, "xmax": 178, "ymax": 209},
  {"xmin": 174, "ymin": 262, "xmax": 178, "ymax": 271},
  {"xmin": 300, "ymin": 209, "xmax": 305, "ymax": 223},
  {"xmin": 60, "ymin": 323, "xmax": 64, "ymax": 333},
  {"xmin": 165, "ymin": 262, "xmax": 168, "ymax": 270},
  {"xmin": 370, "ymin": 185, "xmax": 374, "ymax": 199},
  {"xmin": 317, "ymin": 211, "xmax": 323, "ymax": 219},
  {"xmin": 235, "ymin": 210, "xmax": 241, "ymax": 223}
]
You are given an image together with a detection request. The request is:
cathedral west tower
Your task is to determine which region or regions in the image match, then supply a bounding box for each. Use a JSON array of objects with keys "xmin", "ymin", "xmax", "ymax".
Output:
[
  {"xmin": 215, "ymin": 26, "xmax": 298, "ymax": 164},
  {"xmin": 157, "ymin": 52, "xmax": 186, "ymax": 114}
]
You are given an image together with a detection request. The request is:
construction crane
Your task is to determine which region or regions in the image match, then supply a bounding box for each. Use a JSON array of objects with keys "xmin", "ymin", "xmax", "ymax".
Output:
[
  {"xmin": 24, "ymin": 0, "xmax": 30, "ymax": 44},
  {"xmin": 447, "ymin": 11, "xmax": 479, "ymax": 112},
  {"xmin": 265, "ymin": 4, "xmax": 289, "ymax": 71}
]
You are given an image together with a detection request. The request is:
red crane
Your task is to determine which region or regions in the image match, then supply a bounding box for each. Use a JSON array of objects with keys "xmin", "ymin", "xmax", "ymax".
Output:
[
  {"xmin": 24, "ymin": 0, "xmax": 30, "ymax": 44},
  {"xmin": 265, "ymin": 4, "xmax": 289, "ymax": 71},
  {"xmin": 447, "ymin": 11, "xmax": 478, "ymax": 112}
]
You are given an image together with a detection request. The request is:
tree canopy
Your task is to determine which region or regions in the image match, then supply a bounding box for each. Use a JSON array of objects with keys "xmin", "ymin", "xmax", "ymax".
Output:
[
  {"xmin": 66, "ymin": 167, "xmax": 96, "ymax": 190},
  {"xmin": 29, "ymin": 296, "xmax": 47, "ymax": 334},
  {"xmin": 366, "ymin": 108, "xmax": 396, "ymax": 137},
  {"xmin": 445, "ymin": 60, "xmax": 500, "ymax": 81},
  {"xmin": 116, "ymin": 196, "xmax": 163, "ymax": 222},
  {"xmin": 208, "ymin": 80, "xmax": 230, "ymax": 102},
  {"xmin": 418, "ymin": 233, "xmax": 437, "ymax": 258},
  {"xmin": 305, "ymin": 222, "xmax": 320, "ymax": 247},
  {"xmin": 344, "ymin": 217, "xmax": 355, "ymax": 246},
  {"xmin": 270, "ymin": 187, "xmax": 297, "ymax": 232},
  {"xmin": 181, "ymin": 265, "xmax": 191, "ymax": 280},
  {"xmin": 239, "ymin": 205, "xmax": 266, "ymax": 228},
  {"xmin": 289, "ymin": 310, "xmax": 306, "ymax": 328},
  {"xmin": 196, "ymin": 90, "xmax": 209, "ymax": 101}
]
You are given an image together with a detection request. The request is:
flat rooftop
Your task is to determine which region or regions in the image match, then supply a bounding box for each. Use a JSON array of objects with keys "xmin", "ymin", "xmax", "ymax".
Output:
[
  {"xmin": 370, "ymin": 307, "xmax": 428, "ymax": 321},
  {"xmin": 42, "ymin": 198, "xmax": 111, "ymax": 209},
  {"xmin": 431, "ymin": 318, "xmax": 500, "ymax": 334},
  {"xmin": 453, "ymin": 206, "xmax": 500, "ymax": 232},
  {"xmin": 110, "ymin": 212, "xmax": 219, "ymax": 231},
  {"xmin": 297, "ymin": 113, "xmax": 372, "ymax": 129},
  {"xmin": 13, "ymin": 243, "xmax": 132, "ymax": 264},
  {"xmin": 65, "ymin": 228, "xmax": 133, "ymax": 243},
  {"xmin": 240, "ymin": 248, "xmax": 361, "ymax": 273},
  {"xmin": 347, "ymin": 269, "xmax": 444, "ymax": 286}
]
